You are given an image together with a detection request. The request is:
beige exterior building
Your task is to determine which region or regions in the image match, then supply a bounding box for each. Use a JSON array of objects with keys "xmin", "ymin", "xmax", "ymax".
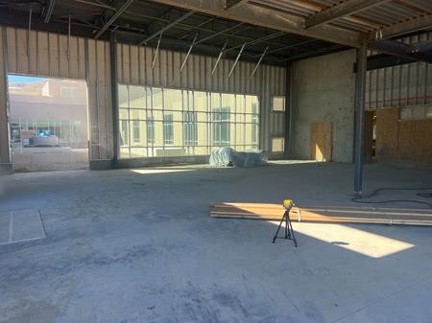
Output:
[{"xmin": 9, "ymin": 78, "xmax": 88, "ymax": 148}]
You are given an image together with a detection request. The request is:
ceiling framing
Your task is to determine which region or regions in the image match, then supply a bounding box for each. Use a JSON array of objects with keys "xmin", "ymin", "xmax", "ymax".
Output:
[{"xmin": 0, "ymin": 0, "xmax": 431, "ymax": 67}]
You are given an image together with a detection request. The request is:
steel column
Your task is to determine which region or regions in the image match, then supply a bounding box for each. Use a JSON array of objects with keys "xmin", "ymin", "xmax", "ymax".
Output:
[
  {"xmin": 284, "ymin": 61, "xmax": 293, "ymax": 158},
  {"xmin": 110, "ymin": 33, "xmax": 119, "ymax": 166},
  {"xmin": 353, "ymin": 40, "xmax": 367, "ymax": 196}
]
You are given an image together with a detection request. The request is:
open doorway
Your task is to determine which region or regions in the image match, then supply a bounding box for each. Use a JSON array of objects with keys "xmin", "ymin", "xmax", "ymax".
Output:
[{"xmin": 8, "ymin": 75, "xmax": 89, "ymax": 172}]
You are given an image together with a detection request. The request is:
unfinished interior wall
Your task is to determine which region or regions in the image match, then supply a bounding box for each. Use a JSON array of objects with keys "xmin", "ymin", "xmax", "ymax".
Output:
[
  {"xmin": 366, "ymin": 33, "xmax": 432, "ymax": 110},
  {"xmin": 116, "ymin": 43, "xmax": 286, "ymax": 156},
  {"xmin": 376, "ymin": 108, "xmax": 432, "ymax": 166},
  {"xmin": 0, "ymin": 26, "xmax": 287, "ymax": 172},
  {"xmin": 366, "ymin": 32, "xmax": 432, "ymax": 166},
  {"xmin": 292, "ymin": 50, "xmax": 356, "ymax": 162}
]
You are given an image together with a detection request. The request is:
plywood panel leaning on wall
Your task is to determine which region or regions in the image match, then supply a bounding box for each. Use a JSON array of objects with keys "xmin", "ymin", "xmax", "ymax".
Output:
[{"xmin": 311, "ymin": 122, "xmax": 332, "ymax": 161}]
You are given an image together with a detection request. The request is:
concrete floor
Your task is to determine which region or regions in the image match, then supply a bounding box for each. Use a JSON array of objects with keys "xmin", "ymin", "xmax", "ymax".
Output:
[{"xmin": 0, "ymin": 162, "xmax": 432, "ymax": 323}]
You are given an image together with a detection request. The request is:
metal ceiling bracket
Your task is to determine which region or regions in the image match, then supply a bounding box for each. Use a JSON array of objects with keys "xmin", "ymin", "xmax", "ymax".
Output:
[
  {"xmin": 180, "ymin": 35, "xmax": 197, "ymax": 72},
  {"xmin": 228, "ymin": 42, "xmax": 246, "ymax": 78},
  {"xmin": 152, "ymin": 32, "xmax": 163, "ymax": 69},
  {"xmin": 44, "ymin": 0, "xmax": 57, "ymax": 23},
  {"xmin": 211, "ymin": 40, "xmax": 228, "ymax": 76},
  {"xmin": 139, "ymin": 11, "xmax": 195, "ymax": 46},
  {"xmin": 250, "ymin": 46, "xmax": 268, "ymax": 79},
  {"xmin": 196, "ymin": 22, "xmax": 243, "ymax": 45},
  {"xmin": 95, "ymin": 0, "xmax": 135, "ymax": 39}
]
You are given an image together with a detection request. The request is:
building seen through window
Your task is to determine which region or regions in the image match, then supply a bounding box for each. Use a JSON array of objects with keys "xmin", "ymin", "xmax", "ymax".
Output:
[{"xmin": 118, "ymin": 85, "xmax": 259, "ymax": 158}]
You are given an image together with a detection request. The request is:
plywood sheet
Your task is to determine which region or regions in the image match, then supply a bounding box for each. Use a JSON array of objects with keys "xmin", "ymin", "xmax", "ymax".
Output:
[
  {"xmin": 398, "ymin": 119, "xmax": 432, "ymax": 162},
  {"xmin": 311, "ymin": 122, "xmax": 332, "ymax": 161},
  {"xmin": 375, "ymin": 108, "xmax": 398, "ymax": 161},
  {"xmin": 209, "ymin": 203, "xmax": 432, "ymax": 226}
]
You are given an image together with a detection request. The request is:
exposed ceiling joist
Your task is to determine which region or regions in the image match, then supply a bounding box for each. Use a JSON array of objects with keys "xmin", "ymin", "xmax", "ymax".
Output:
[
  {"xmin": 225, "ymin": 0, "xmax": 249, "ymax": 10},
  {"xmin": 195, "ymin": 22, "xmax": 243, "ymax": 45},
  {"xmin": 138, "ymin": 11, "xmax": 194, "ymax": 45},
  {"xmin": 94, "ymin": 0, "xmax": 135, "ymax": 39},
  {"xmin": 147, "ymin": 0, "xmax": 360, "ymax": 47},
  {"xmin": 305, "ymin": 0, "xmax": 391, "ymax": 29},
  {"xmin": 73, "ymin": 0, "xmax": 116, "ymax": 10},
  {"xmin": 368, "ymin": 14, "xmax": 432, "ymax": 41}
]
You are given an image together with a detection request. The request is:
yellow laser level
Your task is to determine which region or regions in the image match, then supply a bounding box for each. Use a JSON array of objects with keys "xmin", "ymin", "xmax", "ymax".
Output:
[
  {"xmin": 283, "ymin": 199, "xmax": 294, "ymax": 209},
  {"xmin": 273, "ymin": 199, "xmax": 298, "ymax": 247}
]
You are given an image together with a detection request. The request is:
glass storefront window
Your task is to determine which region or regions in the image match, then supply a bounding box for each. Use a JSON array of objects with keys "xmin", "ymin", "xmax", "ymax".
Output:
[{"xmin": 118, "ymin": 85, "xmax": 260, "ymax": 158}]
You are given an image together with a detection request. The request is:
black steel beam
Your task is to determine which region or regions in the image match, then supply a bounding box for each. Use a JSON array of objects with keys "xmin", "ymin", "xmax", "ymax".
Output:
[
  {"xmin": 305, "ymin": 0, "xmax": 390, "ymax": 28},
  {"xmin": 353, "ymin": 40, "xmax": 367, "ymax": 197},
  {"xmin": 369, "ymin": 39, "xmax": 432, "ymax": 64},
  {"xmin": 225, "ymin": 0, "xmax": 248, "ymax": 10},
  {"xmin": 355, "ymin": 54, "xmax": 415, "ymax": 71},
  {"xmin": 147, "ymin": 0, "xmax": 360, "ymax": 47},
  {"xmin": 368, "ymin": 14, "xmax": 432, "ymax": 40}
]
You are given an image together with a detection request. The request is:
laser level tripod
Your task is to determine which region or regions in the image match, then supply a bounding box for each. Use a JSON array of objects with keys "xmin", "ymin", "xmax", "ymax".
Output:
[{"xmin": 272, "ymin": 199, "xmax": 298, "ymax": 247}]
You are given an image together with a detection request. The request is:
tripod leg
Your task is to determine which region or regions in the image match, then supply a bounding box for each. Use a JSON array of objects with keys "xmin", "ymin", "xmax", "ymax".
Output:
[
  {"xmin": 272, "ymin": 212, "xmax": 286, "ymax": 243},
  {"xmin": 288, "ymin": 215, "xmax": 298, "ymax": 247},
  {"xmin": 286, "ymin": 210, "xmax": 291, "ymax": 239}
]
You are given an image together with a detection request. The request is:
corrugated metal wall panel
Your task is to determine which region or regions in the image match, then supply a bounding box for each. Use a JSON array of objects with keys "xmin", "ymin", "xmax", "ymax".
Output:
[
  {"xmin": 366, "ymin": 32, "xmax": 432, "ymax": 109},
  {"xmin": 0, "ymin": 25, "xmax": 286, "ymax": 167},
  {"xmin": 86, "ymin": 39, "xmax": 113, "ymax": 160},
  {"xmin": 5, "ymin": 27, "xmax": 88, "ymax": 79},
  {"xmin": 116, "ymin": 43, "xmax": 286, "ymax": 152},
  {"xmin": 0, "ymin": 27, "xmax": 10, "ymax": 164},
  {"xmin": 116, "ymin": 44, "xmax": 285, "ymax": 95}
]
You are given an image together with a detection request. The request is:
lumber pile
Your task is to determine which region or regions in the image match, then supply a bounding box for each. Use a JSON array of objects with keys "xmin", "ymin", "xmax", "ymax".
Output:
[{"xmin": 209, "ymin": 203, "xmax": 432, "ymax": 226}]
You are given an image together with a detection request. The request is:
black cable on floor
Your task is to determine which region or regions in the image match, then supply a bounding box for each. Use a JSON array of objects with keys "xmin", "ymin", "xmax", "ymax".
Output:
[{"xmin": 351, "ymin": 187, "xmax": 432, "ymax": 208}]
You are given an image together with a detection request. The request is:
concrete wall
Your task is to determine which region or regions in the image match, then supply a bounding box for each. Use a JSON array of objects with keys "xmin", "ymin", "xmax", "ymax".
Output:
[{"xmin": 291, "ymin": 50, "xmax": 356, "ymax": 162}]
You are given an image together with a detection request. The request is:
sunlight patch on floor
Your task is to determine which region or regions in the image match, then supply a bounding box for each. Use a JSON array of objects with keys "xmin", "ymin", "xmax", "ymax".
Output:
[
  {"xmin": 269, "ymin": 221, "xmax": 415, "ymax": 258},
  {"xmin": 131, "ymin": 169, "xmax": 194, "ymax": 175}
]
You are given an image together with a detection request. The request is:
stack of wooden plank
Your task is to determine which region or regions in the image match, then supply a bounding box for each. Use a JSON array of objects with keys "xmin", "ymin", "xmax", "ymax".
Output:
[{"xmin": 209, "ymin": 202, "xmax": 432, "ymax": 226}]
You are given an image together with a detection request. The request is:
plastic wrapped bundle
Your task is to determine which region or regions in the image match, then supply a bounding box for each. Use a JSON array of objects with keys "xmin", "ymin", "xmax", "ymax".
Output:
[{"xmin": 209, "ymin": 147, "xmax": 268, "ymax": 167}]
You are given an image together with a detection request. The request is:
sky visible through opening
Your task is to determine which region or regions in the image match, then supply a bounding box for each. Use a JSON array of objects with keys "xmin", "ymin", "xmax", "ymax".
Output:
[{"xmin": 9, "ymin": 75, "xmax": 47, "ymax": 84}]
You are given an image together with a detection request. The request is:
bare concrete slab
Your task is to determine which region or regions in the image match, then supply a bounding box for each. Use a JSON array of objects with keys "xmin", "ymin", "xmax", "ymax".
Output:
[{"xmin": 0, "ymin": 162, "xmax": 431, "ymax": 322}]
